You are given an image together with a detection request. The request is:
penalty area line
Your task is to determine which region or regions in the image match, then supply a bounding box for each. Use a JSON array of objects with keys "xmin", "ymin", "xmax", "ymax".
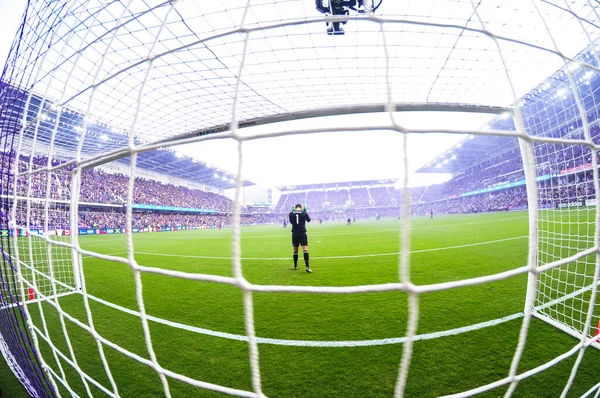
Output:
[
  {"xmin": 85, "ymin": 292, "xmax": 523, "ymax": 347},
  {"xmin": 137, "ymin": 215, "xmax": 529, "ymax": 240},
  {"xmin": 133, "ymin": 235, "xmax": 527, "ymax": 261}
]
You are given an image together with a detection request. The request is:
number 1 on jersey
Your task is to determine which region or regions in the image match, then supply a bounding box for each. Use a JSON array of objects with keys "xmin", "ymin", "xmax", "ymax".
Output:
[{"xmin": 296, "ymin": 214, "xmax": 299, "ymax": 224}]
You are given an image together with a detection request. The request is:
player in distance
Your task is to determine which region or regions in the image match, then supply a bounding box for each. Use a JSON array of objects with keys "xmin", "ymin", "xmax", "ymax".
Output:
[{"xmin": 289, "ymin": 203, "xmax": 312, "ymax": 273}]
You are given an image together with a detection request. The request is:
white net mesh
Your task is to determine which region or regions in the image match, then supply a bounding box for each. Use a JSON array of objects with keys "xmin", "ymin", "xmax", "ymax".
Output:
[{"xmin": 2, "ymin": 1, "xmax": 600, "ymax": 397}]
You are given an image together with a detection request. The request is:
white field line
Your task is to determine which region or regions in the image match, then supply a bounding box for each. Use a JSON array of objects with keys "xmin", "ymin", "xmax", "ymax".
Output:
[
  {"xmin": 30, "ymin": 234, "xmax": 595, "ymax": 348},
  {"xmin": 78, "ymin": 215, "xmax": 529, "ymax": 243},
  {"xmin": 78, "ymin": 279, "xmax": 593, "ymax": 349},
  {"xmin": 132, "ymin": 236, "xmax": 527, "ymax": 261},
  {"xmin": 87, "ymin": 292, "xmax": 524, "ymax": 347}
]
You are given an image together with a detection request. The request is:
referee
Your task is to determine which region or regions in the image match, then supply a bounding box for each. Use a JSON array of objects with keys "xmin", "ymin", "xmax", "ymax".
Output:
[{"xmin": 289, "ymin": 204, "xmax": 312, "ymax": 273}]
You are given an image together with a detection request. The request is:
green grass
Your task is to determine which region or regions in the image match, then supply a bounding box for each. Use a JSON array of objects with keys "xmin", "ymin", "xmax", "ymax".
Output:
[
  {"xmin": 3, "ymin": 210, "xmax": 600, "ymax": 397},
  {"xmin": 0, "ymin": 354, "xmax": 29, "ymax": 397}
]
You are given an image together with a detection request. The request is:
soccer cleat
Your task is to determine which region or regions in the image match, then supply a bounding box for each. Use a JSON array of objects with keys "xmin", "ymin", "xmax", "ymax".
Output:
[
  {"xmin": 293, "ymin": 266, "xmax": 297, "ymax": 270},
  {"xmin": 306, "ymin": 267, "xmax": 312, "ymax": 273}
]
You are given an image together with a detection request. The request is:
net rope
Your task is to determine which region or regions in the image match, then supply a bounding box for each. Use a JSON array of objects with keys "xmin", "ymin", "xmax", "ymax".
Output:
[{"xmin": 2, "ymin": 1, "xmax": 600, "ymax": 397}]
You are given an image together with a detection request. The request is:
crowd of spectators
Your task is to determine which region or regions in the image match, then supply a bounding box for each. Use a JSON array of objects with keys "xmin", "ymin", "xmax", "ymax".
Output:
[
  {"xmin": 15, "ymin": 208, "xmax": 281, "ymax": 230},
  {"xmin": 327, "ymin": 189, "xmax": 349, "ymax": 206},
  {"xmin": 305, "ymin": 190, "xmax": 326, "ymax": 210},
  {"xmin": 3, "ymin": 154, "xmax": 234, "ymax": 212},
  {"xmin": 277, "ymin": 192, "xmax": 307, "ymax": 211},
  {"xmin": 350, "ymin": 188, "xmax": 371, "ymax": 207},
  {"xmin": 272, "ymin": 144, "xmax": 598, "ymax": 219},
  {"xmin": 5, "ymin": 129, "xmax": 600, "ymax": 230},
  {"xmin": 79, "ymin": 170, "xmax": 234, "ymax": 212},
  {"xmin": 413, "ymin": 186, "xmax": 529, "ymax": 215},
  {"xmin": 369, "ymin": 187, "xmax": 394, "ymax": 206}
]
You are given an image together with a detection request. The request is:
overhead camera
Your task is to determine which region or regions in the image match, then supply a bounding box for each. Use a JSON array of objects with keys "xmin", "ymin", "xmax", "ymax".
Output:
[{"xmin": 315, "ymin": 0, "xmax": 383, "ymax": 35}]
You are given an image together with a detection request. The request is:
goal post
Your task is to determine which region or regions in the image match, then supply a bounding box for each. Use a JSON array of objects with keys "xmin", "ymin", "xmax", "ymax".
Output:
[{"xmin": 2, "ymin": 1, "xmax": 600, "ymax": 397}]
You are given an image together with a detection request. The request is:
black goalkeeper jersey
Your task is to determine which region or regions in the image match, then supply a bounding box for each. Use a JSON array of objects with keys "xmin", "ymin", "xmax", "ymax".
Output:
[{"xmin": 289, "ymin": 210, "xmax": 311, "ymax": 233}]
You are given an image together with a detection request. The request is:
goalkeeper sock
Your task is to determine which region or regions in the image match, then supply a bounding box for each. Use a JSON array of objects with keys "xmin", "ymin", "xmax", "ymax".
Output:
[
  {"xmin": 293, "ymin": 253, "xmax": 298, "ymax": 267},
  {"xmin": 303, "ymin": 250, "xmax": 309, "ymax": 267}
]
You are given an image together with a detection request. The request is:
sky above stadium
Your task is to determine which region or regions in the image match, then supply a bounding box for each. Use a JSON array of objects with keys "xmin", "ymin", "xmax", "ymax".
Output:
[
  {"xmin": 0, "ymin": 1, "xmax": 25, "ymax": 66},
  {"xmin": 174, "ymin": 111, "xmax": 493, "ymax": 187}
]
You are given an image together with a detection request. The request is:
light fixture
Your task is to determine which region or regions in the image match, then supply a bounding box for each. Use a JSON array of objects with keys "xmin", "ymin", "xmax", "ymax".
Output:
[{"xmin": 567, "ymin": 62, "xmax": 581, "ymax": 73}]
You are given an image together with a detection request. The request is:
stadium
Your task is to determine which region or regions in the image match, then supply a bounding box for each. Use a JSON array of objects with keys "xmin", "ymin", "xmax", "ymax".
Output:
[{"xmin": 2, "ymin": 1, "xmax": 600, "ymax": 397}]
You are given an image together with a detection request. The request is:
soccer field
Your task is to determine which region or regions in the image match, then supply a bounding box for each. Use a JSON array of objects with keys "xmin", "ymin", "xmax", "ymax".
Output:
[{"xmin": 6, "ymin": 211, "xmax": 600, "ymax": 397}]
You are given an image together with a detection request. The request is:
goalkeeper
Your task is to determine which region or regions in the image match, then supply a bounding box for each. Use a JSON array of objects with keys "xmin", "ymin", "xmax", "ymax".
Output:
[{"xmin": 289, "ymin": 203, "xmax": 312, "ymax": 273}]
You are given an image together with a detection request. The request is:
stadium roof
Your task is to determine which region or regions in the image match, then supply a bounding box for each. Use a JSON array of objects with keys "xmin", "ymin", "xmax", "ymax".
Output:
[
  {"xmin": 279, "ymin": 179, "xmax": 398, "ymax": 191},
  {"xmin": 6, "ymin": 1, "xmax": 600, "ymax": 161},
  {"xmin": 417, "ymin": 127, "xmax": 518, "ymax": 174},
  {"xmin": 3, "ymin": 86, "xmax": 252, "ymax": 190},
  {"xmin": 417, "ymin": 40, "xmax": 600, "ymax": 174}
]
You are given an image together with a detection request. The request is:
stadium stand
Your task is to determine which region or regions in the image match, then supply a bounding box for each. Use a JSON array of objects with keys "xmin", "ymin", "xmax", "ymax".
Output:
[
  {"xmin": 349, "ymin": 188, "xmax": 371, "ymax": 207},
  {"xmin": 7, "ymin": 122, "xmax": 600, "ymax": 231},
  {"xmin": 369, "ymin": 186, "xmax": 394, "ymax": 206},
  {"xmin": 6, "ymin": 153, "xmax": 233, "ymax": 211},
  {"xmin": 279, "ymin": 192, "xmax": 307, "ymax": 211},
  {"xmin": 305, "ymin": 190, "xmax": 326, "ymax": 210},
  {"xmin": 326, "ymin": 189, "xmax": 349, "ymax": 206}
]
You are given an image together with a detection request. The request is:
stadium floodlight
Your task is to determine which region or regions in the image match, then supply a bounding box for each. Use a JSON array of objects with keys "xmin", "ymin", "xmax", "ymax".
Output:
[
  {"xmin": 2, "ymin": 1, "xmax": 600, "ymax": 398},
  {"xmin": 568, "ymin": 62, "xmax": 581, "ymax": 73}
]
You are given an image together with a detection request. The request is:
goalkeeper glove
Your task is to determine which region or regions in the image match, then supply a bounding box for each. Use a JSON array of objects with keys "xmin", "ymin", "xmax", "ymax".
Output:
[{"xmin": 303, "ymin": 204, "xmax": 307, "ymax": 212}]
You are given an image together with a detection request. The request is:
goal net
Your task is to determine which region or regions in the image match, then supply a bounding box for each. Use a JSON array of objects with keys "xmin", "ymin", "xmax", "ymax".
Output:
[{"xmin": 1, "ymin": 0, "xmax": 600, "ymax": 397}]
